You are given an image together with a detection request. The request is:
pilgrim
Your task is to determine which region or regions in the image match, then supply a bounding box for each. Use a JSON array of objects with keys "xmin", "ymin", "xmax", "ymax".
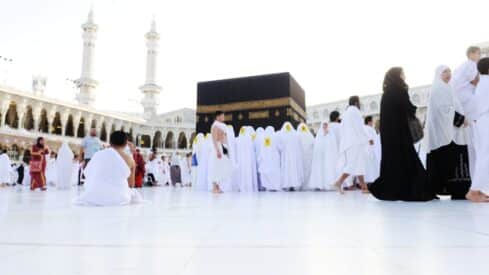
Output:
[
  {"xmin": 424, "ymin": 65, "xmax": 471, "ymax": 199},
  {"xmin": 277, "ymin": 122, "xmax": 304, "ymax": 191},
  {"xmin": 207, "ymin": 111, "xmax": 233, "ymax": 193},
  {"xmin": 257, "ymin": 126, "xmax": 281, "ymax": 191},
  {"xmin": 451, "ymin": 46, "xmax": 481, "ymax": 180},
  {"xmin": 467, "ymin": 58, "xmax": 489, "ymax": 202},
  {"xmin": 74, "ymin": 131, "xmax": 142, "ymax": 206},
  {"xmin": 0, "ymin": 150, "xmax": 12, "ymax": 186},
  {"xmin": 364, "ymin": 116, "xmax": 380, "ymax": 183},
  {"xmin": 297, "ymin": 123, "xmax": 314, "ymax": 189},
  {"xmin": 308, "ymin": 121, "xmax": 339, "ymax": 190},
  {"xmin": 56, "ymin": 143, "xmax": 74, "ymax": 190},
  {"xmin": 334, "ymin": 96, "xmax": 369, "ymax": 193},
  {"xmin": 236, "ymin": 126, "xmax": 258, "ymax": 192}
]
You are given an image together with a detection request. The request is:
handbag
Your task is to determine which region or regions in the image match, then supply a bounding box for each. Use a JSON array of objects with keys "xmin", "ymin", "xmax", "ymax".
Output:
[
  {"xmin": 408, "ymin": 116, "xmax": 424, "ymax": 144},
  {"xmin": 30, "ymin": 160, "xmax": 43, "ymax": 173}
]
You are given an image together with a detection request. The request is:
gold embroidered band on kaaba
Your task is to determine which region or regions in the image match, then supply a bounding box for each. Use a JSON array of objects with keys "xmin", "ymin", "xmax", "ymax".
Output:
[{"xmin": 196, "ymin": 97, "xmax": 306, "ymax": 118}]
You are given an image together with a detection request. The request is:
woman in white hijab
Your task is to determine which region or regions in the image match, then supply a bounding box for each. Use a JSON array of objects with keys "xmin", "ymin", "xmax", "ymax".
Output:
[
  {"xmin": 258, "ymin": 126, "xmax": 281, "ymax": 191},
  {"xmin": 56, "ymin": 142, "xmax": 74, "ymax": 189},
  {"xmin": 236, "ymin": 126, "xmax": 258, "ymax": 192},
  {"xmin": 424, "ymin": 65, "xmax": 470, "ymax": 199},
  {"xmin": 308, "ymin": 121, "xmax": 339, "ymax": 191},
  {"xmin": 296, "ymin": 123, "xmax": 315, "ymax": 189},
  {"xmin": 277, "ymin": 122, "xmax": 304, "ymax": 191}
]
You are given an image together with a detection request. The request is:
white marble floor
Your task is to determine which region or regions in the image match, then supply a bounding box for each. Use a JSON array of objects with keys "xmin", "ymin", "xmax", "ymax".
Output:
[{"xmin": 1, "ymin": 186, "xmax": 489, "ymax": 275}]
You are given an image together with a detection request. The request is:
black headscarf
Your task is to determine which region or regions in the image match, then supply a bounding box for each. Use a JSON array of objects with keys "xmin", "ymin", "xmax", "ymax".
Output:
[
  {"xmin": 383, "ymin": 67, "xmax": 408, "ymax": 93},
  {"xmin": 35, "ymin": 137, "xmax": 44, "ymax": 148}
]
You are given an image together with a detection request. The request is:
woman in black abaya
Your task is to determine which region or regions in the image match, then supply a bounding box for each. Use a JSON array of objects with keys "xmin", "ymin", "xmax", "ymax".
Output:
[{"xmin": 368, "ymin": 67, "xmax": 436, "ymax": 201}]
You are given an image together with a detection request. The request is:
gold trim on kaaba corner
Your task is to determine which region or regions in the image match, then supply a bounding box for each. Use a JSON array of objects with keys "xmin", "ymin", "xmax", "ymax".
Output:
[
  {"xmin": 249, "ymin": 110, "xmax": 269, "ymax": 119},
  {"xmin": 197, "ymin": 97, "xmax": 306, "ymax": 118}
]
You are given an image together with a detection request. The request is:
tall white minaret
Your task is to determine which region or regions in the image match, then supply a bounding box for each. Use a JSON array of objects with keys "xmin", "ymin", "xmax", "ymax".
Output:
[
  {"xmin": 140, "ymin": 18, "xmax": 162, "ymax": 120},
  {"xmin": 76, "ymin": 7, "xmax": 98, "ymax": 106}
]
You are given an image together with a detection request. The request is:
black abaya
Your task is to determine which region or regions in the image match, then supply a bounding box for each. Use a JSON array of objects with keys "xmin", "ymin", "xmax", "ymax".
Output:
[{"xmin": 368, "ymin": 87, "xmax": 436, "ymax": 201}]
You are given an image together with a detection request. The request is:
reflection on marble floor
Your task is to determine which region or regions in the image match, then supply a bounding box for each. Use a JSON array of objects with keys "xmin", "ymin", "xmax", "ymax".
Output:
[{"xmin": 1, "ymin": 187, "xmax": 489, "ymax": 275}]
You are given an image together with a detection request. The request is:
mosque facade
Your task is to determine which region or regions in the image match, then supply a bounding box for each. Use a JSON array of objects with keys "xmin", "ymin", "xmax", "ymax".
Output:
[{"xmin": 0, "ymin": 9, "xmax": 196, "ymax": 161}]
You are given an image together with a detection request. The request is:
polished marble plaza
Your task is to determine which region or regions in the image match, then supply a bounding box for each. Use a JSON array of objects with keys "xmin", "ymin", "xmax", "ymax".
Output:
[{"xmin": 1, "ymin": 186, "xmax": 489, "ymax": 275}]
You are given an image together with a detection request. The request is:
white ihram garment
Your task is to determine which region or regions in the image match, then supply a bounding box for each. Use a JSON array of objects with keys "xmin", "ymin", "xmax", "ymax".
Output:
[
  {"xmin": 258, "ymin": 126, "xmax": 281, "ymax": 191},
  {"xmin": 297, "ymin": 123, "xmax": 315, "ymax": 189},
  {"xmin": 339, "ymin": 106, "xmax": 368, "ymax": 176},
  {"xmin": 277, "ymin": 122, "xmax": 304, "ymax": 189},
  {"xmin": 471, "ymin": 75, "xmax": 489, "ymax": 193},
  {"xmin": 74, "ymin": 148, "xmax": 141, "ymax": 206},
  {"xmin": 308, "ymin": 121, "xmax": 339, "ymax": 190},
  {"xmin": 207, "ymin": 121, "xmax": 233, "ymax": 185}
]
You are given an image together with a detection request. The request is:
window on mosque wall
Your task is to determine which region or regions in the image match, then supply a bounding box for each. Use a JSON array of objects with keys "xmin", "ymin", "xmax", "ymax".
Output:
[
  {"xmin": 177, "ymin": 132, "xmax": 187, "ymax": 149},
  {"xmin": 65, "ymin": 115, "xmax": 75, "ymax": 137},
  {"xmin": 165, "ymin": 132, "xmax": 175, "ymax": 149},
  {"xmin": 5, "ymin": 102, "xmax": 19, "ymax": 129},
  {"xmin": 51, "ymin": 112, "xmax": 62, "ymax": 135},
  {"xmin": 23, "ymin": 106, "xmax": 34, "ymax": 130},
  {"xmin": 39, "ymin": 109, "xmax": 49, "ymax": 133},
  {"xmin": 77, "ymin": 118, "xmax": 86, "ymax": 138}
]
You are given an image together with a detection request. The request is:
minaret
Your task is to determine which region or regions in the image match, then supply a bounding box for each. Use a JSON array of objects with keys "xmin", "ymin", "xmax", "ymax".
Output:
[
  {"xmin": 140, "ymin": 17, "xmax": 162, "ymax": 120},
  {"xmin": 76, "ymin": 7, "xmax": 98, "ymax": 106}
]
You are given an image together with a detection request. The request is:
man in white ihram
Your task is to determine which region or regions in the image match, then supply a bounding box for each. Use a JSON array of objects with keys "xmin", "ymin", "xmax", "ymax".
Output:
[
  {"xmin": 208, "ymin": 111, "xmax": 233, "ymax": 194},
  {"xmin": 334, "ymin": 96, "xmax": 369, "ymax": 193},
  {"xmin": 451, "ymin": 46, "xmax": 481, "ymax": 181},
  {"xmin": 75, "ymin": 131, "xmax": 142, "ymax": 206}
]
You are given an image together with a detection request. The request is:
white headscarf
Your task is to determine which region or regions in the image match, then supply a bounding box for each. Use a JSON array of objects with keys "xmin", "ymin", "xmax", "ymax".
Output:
[
  {"xmin": 265, "ymin": 126, "xmax": 275, "ymax": 134},
  {"xmin": 424, "ymin": 65, "xmax": 467, "ymax": 152},
  {"xmin": 56, "ymin": 142, "xmax": 74, "ymax": 189}
]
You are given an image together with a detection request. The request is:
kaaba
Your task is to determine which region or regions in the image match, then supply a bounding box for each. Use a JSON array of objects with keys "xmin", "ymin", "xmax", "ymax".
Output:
[{"xmin": 196, "ymin": 72, "xmax": 306, "ymax": 134}]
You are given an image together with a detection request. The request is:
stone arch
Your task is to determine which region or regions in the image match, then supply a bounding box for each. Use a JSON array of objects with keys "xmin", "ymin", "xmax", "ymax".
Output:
[
  {"xmin": 153, "ymin": 131, "xmax": 163, "ymax": 149},
  {"xmin": 51, "ymin": 112, "xmax": 62, "ymax": 135},
  {"xmin": 165, "ymin": 131, "xmax": 175, "ymax": 149},
  {"xmin": 189, "ymin": 132, "xmax": 196, "ymax": 149},
  {"xmin": 4, "ymin": 101, "xmax": 19, "ymax": 128},
  {"xmin": 140, "ymin": 135, "xmax": 151, "ymax": 148},
  {"xmin": 65, "ymin": 115, "xmax": 75, "ymax": 137},
  {"xmin": 100, "ymin": 122, "xmax": 107, "ymax": 142},
  {"xmin": 23, "ymin": 106, "xmax": 34, "ymax": 130},
  {"xmin": 177, "ymin": 132, "xmax": 187, "ymax": 149},
  {"xmin": 38, "ymin": 109, "xmax": 49, "ymax": 133},
  {"xmin": 77, "ymin": 117, "xmax": 86, "ymax": 138}
]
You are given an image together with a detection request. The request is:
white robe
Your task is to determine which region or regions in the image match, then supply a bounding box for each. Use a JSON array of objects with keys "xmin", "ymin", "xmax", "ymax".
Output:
[
  {"xmin": 207, "ymin": 121, "xmax": 233, "ymax": 187},
  {"xmin": 45, "ymin": 157, "xmax": 57, "ymax": 185},
  {"xmin": 0, "ymin": 153, "xmax": 12, "ymax": 183},
  {"xmin": 471, "ymin": 75, "xmax": 489, "ymax": 193},
  {"xmin": 180, "ymin": 157, "xmax": 192, "ymax": 185},
  {"xmin": 338, "ymin": 106, "xmax": 369, "ymax": 176},
  {"xmin": 236, "ymin": 126, "xmax": 258, "ymax": 192},
  {"xmin": 195, "ymin": 135, "xmax": 211, "ymax": 191},
  {"xmin": 221, "ymin": 126, "xmax": 239, "ymax": 192},
  {"xmin": 451, "ymin": 59, "xmax": 478, "ymax": 179},
  {"xmin": 56, "ymin": 143, "xmax": 74, "ymax": 189},
  {"xmin": 277, "ymin": 122, "xmax": 304, "ymax": 189},
  {"xmin": 308, "ymin": 122, "xmax": 339, "ymax": 190},
  {"xmin": 425, "ymin": 65, "xmax": 467, "ymax": 152},
  {"xmin": 296, "ymin": 123, "xmax": 314, "ymax": 189},
  {"xmin": 146, "ymin": 158, "xmax": 161, "ymax": 184},
  {"xmin": 364, "ymin": 125, "xmax": 380, "ymax": 183},
  {"xmin": 160, "ymin": 160, "xmax": 171, "ymax": 185},
  {"xmin": 258, "ymin": 127, "xmax": 281, "ymax": 191},
  {"xmin": 74, "ymin": 148, "xmax": 141, "ymax": 206}
]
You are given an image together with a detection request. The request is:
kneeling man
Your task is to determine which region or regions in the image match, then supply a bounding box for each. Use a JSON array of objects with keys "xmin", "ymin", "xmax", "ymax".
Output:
[{"xmin": 75, "ymin": 131, "xmax": 142, "ymax": 206}]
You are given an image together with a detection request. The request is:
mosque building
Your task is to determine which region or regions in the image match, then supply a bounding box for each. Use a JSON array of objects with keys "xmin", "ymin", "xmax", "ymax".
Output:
[{"xmin": 0, "ymin": 8, "xmax": 196, "ymax": 160}]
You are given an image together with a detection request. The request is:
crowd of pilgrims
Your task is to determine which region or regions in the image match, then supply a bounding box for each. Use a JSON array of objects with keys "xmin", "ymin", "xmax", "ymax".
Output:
[
  {"xmin": 199, "ymin": 46, "xmax": 489, "ymax": 203},
  {"xmin": 1, "ymin": 46, "xmax": 489, "ymax": 205}
]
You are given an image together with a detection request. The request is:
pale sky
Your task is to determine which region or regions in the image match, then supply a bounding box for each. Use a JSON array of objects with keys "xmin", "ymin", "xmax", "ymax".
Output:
[{"xmin": 1, "ymin": 0, "xmax": 488, "ymax": 114}]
